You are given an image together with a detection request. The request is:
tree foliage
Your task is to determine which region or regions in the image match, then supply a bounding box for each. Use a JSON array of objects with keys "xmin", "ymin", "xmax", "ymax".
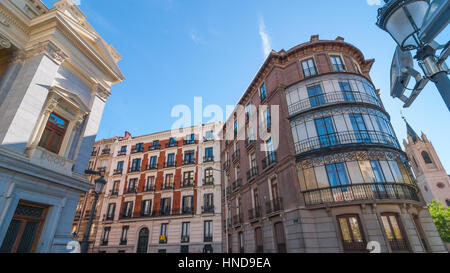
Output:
[{"xmin": 428, "ymin": 200, "xmax": 450, "ymax": 243}]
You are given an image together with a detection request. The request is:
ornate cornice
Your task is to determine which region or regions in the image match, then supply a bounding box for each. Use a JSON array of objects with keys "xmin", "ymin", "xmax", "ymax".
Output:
[
  {"xmin": 26, "ymin": 41, "xmax": 69, "ymax": 65},
  {"xmin": 96, "ymin": 85, "xmax": 111, "ymax": 102},
  {"xmin": 0, "ymin": 33, "xmax": 11, "ymax": 48}
]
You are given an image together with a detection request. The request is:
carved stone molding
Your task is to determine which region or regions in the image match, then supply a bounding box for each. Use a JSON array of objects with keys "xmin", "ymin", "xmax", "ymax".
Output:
[
  {"xmin": 27, "ymin": 41, "xmax": 69, "ymax": 65},
  {"xmin": 10, "ymin": 50, "xmax": 26, "ymax": 64},
  {"xmin": 96, "ymin": 85, "xmax": 111, "ymax": 101},
  {"xmin": 0, "ymin": 33, "xmax": 11, "ymax": 49}
]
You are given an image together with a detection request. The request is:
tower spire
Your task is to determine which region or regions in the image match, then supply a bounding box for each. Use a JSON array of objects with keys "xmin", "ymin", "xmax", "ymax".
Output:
[{"xmin": 402, "ymin": 114, "xmax": 420, "ymax": 143}]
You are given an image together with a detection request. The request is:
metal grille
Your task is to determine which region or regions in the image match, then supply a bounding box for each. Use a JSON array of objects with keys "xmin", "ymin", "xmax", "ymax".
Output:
[{"xmin": 14, "ymin": 205, "xmax": 44, "ymax": 219}]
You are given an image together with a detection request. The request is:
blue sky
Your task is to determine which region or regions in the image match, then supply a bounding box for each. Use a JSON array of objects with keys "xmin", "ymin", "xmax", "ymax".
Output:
[{"xmin": 42, "ymin": 0, "xmax": 450, "ymax": 171}]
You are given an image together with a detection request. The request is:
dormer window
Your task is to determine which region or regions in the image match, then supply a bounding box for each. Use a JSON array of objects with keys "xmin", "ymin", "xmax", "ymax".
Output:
[{"xmin": 38, "ymin": 113, "xmax": 68, "ymax": 154}]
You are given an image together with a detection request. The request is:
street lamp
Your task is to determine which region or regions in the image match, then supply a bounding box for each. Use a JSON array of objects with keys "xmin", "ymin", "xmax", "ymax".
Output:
[
  {"xmin": 80, "ymin": 170, "xmax": 106, "ymax": 253},
  {"xmin": 376, "ymin": 0, "xmax": 450, "ymax": 110}
]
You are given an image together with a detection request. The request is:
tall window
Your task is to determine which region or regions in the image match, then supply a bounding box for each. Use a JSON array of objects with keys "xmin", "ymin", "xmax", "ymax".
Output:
[
  {"xmin": 238, "ymin": 232, "xmax": 244, "ymax": 253},
  {"xmin": 106, "ymin": 203, "xmax": 116, "ymax": 220},
  {"xmin": 131, "ymin": 158, "xmax": 141, "ymax": 172},
  {"xmin": 246, "ymin": 104, "xmax": 251, "ymax": 120},
  {"xmin": 38, "ymin": 113, "xmax": 68, "ymax": 154},
  {"xmin": 307, "ymin": 84, "xmax": 325, "ymax": 107},
  {"xmin": 205, "ymin": 147, "xmax": 213, "ymax": 161},
  {"xmin": 349, "ymin": 114, "xmax": 370, "ymax": 143},
  {"xmin": 169, "ymin": 137, "xmax": 177, "ymax": 147},
  {"xmin": 149, "ymin": 156, "xmax": 158, "ymax": 168},
  {"xmin": 181, "ymin": 222, "xmax": 190, "ymax": 242},
  {"xmin": 337, "ymin": 215, "xmax": 366, "ymax": 252},
  {"xmin": 260, "ymin": 83, "xmax": 267, "ymax": 101},
  {"xmin": 137, "ymin": 228, "xmax": 149, "ymax": 253},
  {"xmin": 315, "ymin": 117, "xmax": 337, "ymax": 147},
  {"xmin": 234, "ymin": 120, "xmax": 238, "ymax": 137},
  {"xmin": 184, "ymin": 151, "xmax": 195, "ymax": 163},
  {"xmin": 101, "ymin": 227, "xmax": 110, "ymax": 245},
  {"xmin": 116, "ymin": 161, "xmax": 124, "ymax": 171},
  {"xmin": 160, "ymin": 198, "xmax": 171, "ymax": 215},
  {"xmin": 339, "ymin": 81, "xmax": 355, "ymax": 102},
  {"xmin": 167, "ymin": 153, "xmax": 175, "ymax": 166},
  {"xmin": 112, "ymin": 181, "xmax": 120, "ymax": 195},
  {"xmin": 421, "ymin": 151, "xmax": 432, "ymax": 164},
  {"xmin": 160, "ymin": 223, "xmax": 168, "ymax": 244},
  {"xmin": 135, "ymin": 143, "xmax": 143, "ymax": 152},
  {"xmin": 204, "ymin": 168, "xmax": 214, "ymax": 184},
  {"xmin": 265, "ymin": 138, "xmax": 275, "ymax": 162},
  {"xmin": 330, "ymin": 55, "xmax": 346, "ymax": 72},
  {"xmin": 255, "ymin": 227, "xmax": 264, "ymax": 253},
  {"xmin": 152, "ymin": 140, "xmax": 159, "ymax": 149},
  {"xmin": 271, "ymin": 178, "xmax": 279, "ymax": 201},
  {"xmin": 127, "ymin": 178, "xmax": 138, "ymax": 193},
  {"xmin": 205, "ymin": 130, "xmax": 214, "ymax": 141},
  {"xmin": 122, "ymin": 202, "xmax": 133, "ymax": 218},
  {"xmin": 183, "ymin": 171, "xmax": 194, "ymax": 186},
  {"xmin": 274, "ymin": 222, "xmax": 287, "ymax": 253},
  {"xmin": 145, "ymin": 176, "xmax": 155, "ymax": 191},
  {"xmin": 204, "ymin": 194, "xmax": 214, "ymax": 211},
  {"xmin": 120, "ymin": 145, "xmax": 127, "ymax": 153},
  {"xmin": 182, "ymin": 196, "xmax": 194, "ymax": 214},
  {"xmin": 204, "ymin": 221, "xmax": 213, "ymax": 242},
  {"xmin": 141, "ymin": 200, "xmax": 152, "ymax": 216},
  {"xmin": 381, "ymin": 213, "xmax": 409, "ymax": 252},
  {"xmin": 120, "ymin": 226, "xmax": 129, "ymax": 245},
  {"xmin": 301, "ymin": 58, "xmax": 317, "ymax": 77}
]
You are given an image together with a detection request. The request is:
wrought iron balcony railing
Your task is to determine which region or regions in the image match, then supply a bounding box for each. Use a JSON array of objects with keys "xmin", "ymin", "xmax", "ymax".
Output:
[
  {"xmin": 245, "ymin": 139, "xmax": 256, "ymax": 149},
  {"xmin": 184, "ymin": 139, "xmax": 197, "ymax": 145},
  {"xmin": 148, "ymin": 144, "xmax": 161, "ymax": 151},
  {"xmin": 164, "ymin": 161, "xmax": 176, "ymax": 168},
  {"xmin": 143, "ymin": 185, "xmax": 156, "ymax": 192},
  {"xmin": 181, "ymin": 236, "xmax": 190, "ymax": 243},
  {"xmin": 117, "ymin": 150, "xmax": 127, "ymax": 156},
  {"xmin": 303, "ymin": 182, "xmax": 419, "ymax": 207},
  {"xmin": 162, "ymin": 184, "xmax": 174, "ymax": 190},
  {"xmin": 146, "ymin": 164, "xmax": 158, "ymax": 170},
  {"xmin": 181, "ymin": 207, "xmax": 194, "ymax": 215},
  {"xmin": 262, "ymin": 152, "xmax": 277, "ymax": 170},
  {"xmin": 232, "ymin": 179, "xmax": 242, "ymax": 191},
  {"xmin": 181, "ymin": 180, "xmax": 195, "ymax": 188},
  {"xmin": 293, "ymin": 130, "xmax": 400, "ymax": 155},
  {"xmin": 265, "ymin": 198, "xmax": 283, "ymax": 215},
  {"xmin": 113, "ymin": 169, "xmax": 123, "ymax": 175},
  {"xmin": 166, "ymin": 142, "xmax": 178, "ymax": 148},
  {"xmin": 203, "ymin": 156, "xmax": 214, "ymax": 163},
  {"xmin": 287, "ymin": 91, "xmax": 382, "ymax": 117},
  {"xmin": 131, "ymin": 147, "xmax": 143, "ymax": 154},
  {"xmin": 223, "ymin": 160, "xmax": 230, "ymax": 170},
  {"xmin": 248, "ymin": 206, "xmax": 262, "ymax": 221},
  {"xmin": 125, "ymin": 187, "xmax": 137, "ymax": 194},
  {"xmin": 128, "ymin": 167, "xmax": 141, "ymax": 173},
  {"xmin": 232, "ymin": 149, "xmax": 240, "ymax": 162},
  {"xmin": 101, "ymin": 149, "xmax": 111, "ymax": 155},
  {"xmin": 203, "ymin": 178, "xmax": 214, "ymax": 186},
  {"xmin": 232, "ymin": 214, "xmax": 243, "ymax": 227},
  {"xmin": 202, "ymin": 205, "xmax": 215, "ymax": 214},
  {"xmin": 204, "ymin": 236, "xmax": 213, "ymax": 243},
  {"xmin": 246, "ymin": 166, "xmax": 258, "ymax": 181},
  {"xmin": 183, "ymin": 159, "xmax": 196, "ymax": 165}
]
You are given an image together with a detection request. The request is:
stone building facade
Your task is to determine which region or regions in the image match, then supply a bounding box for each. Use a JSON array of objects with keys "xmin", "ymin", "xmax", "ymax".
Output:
[
  {"xmin": 0, "ymin": 0, "xmax": 123, "ymax": 253},
  {"xmin": 77, "ymin": 122, "xmax": 223, "ymax": 253},
  {"xmin": 221, "ymin": 35, "xmax": 446, "ymax": 253},
  {"xmin": 403, "ymin": 120, "xmax": 450, "ymax": 207}
]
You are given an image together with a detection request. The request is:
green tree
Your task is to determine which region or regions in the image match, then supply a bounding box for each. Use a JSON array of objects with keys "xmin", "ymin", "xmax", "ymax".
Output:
[{"xmin": 427, "ymin": 200, "xmax": 450, "ymax": 243}]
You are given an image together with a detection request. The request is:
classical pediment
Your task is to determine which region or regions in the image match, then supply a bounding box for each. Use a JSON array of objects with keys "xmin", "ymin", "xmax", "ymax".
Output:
[{"xmin": 50, "ymin": 85, "xmax": 90, "ymax": 115}]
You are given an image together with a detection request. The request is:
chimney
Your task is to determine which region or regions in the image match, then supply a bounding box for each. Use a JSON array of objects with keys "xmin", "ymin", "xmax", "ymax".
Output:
[
  {"xmin": 310, "ymin": 35, "xmax": 319, "ymax": 42},
  {"xmin": 335, "ymin": 36, "xmax": 345, "ymax": 42}
]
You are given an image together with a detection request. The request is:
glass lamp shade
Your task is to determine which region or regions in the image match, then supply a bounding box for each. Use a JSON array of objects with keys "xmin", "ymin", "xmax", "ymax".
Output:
[
  {"xmin": 378, "ymin": 0, "xmax": 430, "ymax": 50},
  {"xmin": 94, "ymin": 177, "xmax": 106, "ymax": 194}
]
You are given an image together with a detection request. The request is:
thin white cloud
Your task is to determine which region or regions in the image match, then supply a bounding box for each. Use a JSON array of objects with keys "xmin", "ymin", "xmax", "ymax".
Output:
[
  {"xmin": 258, "ymin": 16, "xmax": 272, "ymax": 58},
  {"xmin": 366, "ymin": 0, "xmax": 381, "ymax": 6},
  {"xmin": 189, "ymin": 28, "xmax": 206, "ymax": 45}
]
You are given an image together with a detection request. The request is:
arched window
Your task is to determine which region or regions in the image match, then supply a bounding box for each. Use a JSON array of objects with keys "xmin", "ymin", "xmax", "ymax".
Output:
[
  {"xmin": 421, "ymin": 151, "xmax": 432, "ymax": 164},
  {"xmin": 136, "ymin": 228, "xmax": 149, "ymax": 253}
]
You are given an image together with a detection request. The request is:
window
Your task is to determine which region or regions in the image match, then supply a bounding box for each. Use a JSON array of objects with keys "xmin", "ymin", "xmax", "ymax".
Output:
[
  {"xmin": 120, "ymin": 226, "xmax": 129, "ymax": 245},
  {"xmin": 205, "ymin": 130, "xmax": 214, "ymax": 141},
  {"xmin": 106, "ymin": 203, "xmax": 116, "ymax": 220},
  {"xmin": 307, "ymin": 84, "xmax": 325, "ymax": 107},
  {"xmin": 149, "ymin": 156, "xmax": 158, "ymax": 168},
  {"xmin": 134, "ymin": 143, "xmax": 143, "ymax": 153},
  {"xmin": 181, "ymin": 222, "xmax": 190, "ymax": 243},
  {"xmin": 127, "ymin": 178, "xmax": 138, "ymax": 193},
  {"xmin": 205, "ymin": 147, "xmax": 213, "ymax": 161},
  {"xmin": 101, "ymin": 227, "xmax": 110, "ymax": 246},
  {"xmin": 120, "ymin": 146, "xmax": 127, "ymax": 153},
  {"xmin": 182, "ymin": 196, "xmax": 194, "ymax": 214},
  {"xmin": 204, "ymin": 168, "xmax": 214, "ymax": 184},
  {"xmin": 301, "ymin": 58, "xmax": 317, "ymax": 77},
  {"xmin": 38, "ymin": 113, "xmax": 68, "ymax": 154},
  {"xmin": 326, "ymin": 163, "xmax": 350, "ymax": 187},
  {"xmin": 421, "ymin": 151, "xmax": 432, "ymax": 164},
  {"xmin": 116, "ymin": 161, "xmax": 124, "ymax": 171},
  {"xmin": 164, "ymin": 174, "xmax": 174, "ymax": 189},
  {"xmin": 145, "ymin": 176, "xmax": 155, "ymax": 191},
  {"xmin": 255, "ymin": 227, "xmax": 263, "ymax": 253},
  {"xmin": 112, "ymin": 181, "xmax": 120, "ymax": 195},
  {"xmin": 337, "ymin": 215, "xmax": 366, "ymax": 252},
  {"xmin": 160, "ymin": 224, "xmax": 168, "ymax": 244},
  {"xmin": 339, "ymin": 81, "xmax": 355, "ymax": 102},
  {"xmin": 131, "ymin": 158, "xmax": 141, "ymax": 172},
  {"xmin": 330, "ymin": 55, "xmax": 346, "ymax": 72},
  {"xmin": 180, "ymin": 245, "xmax": 189, "ymax": 253},
  {"xmin": 167, "ymin": 153, "xmax": 175, "ymax": 166},
  {"xmin": 169, "ymin": 137, "xmax": 177, "ymax": 147},
  {"xmin": 246, "ymin": 104, "xmax": 251, "ymax": 120},
  {"xmin": 152, "ymin": 140, "xmax": 160, "ymax": 149},
  {"xmin": 349, "ymin": 114, "xmax": 371, "ymax": 143},
  {"xmin": 160, "ymin": 198, "xmax": 171, "ymax": 215},
  {"xmin": 265, "ymin": 138, "xmax": 275, "ymax": 162},
  {"xmin": 183, "ymin": 171, "xmax": 194, "ymax": 187},
  {"xmin": 315, "ymin": 117, "xmax": 337, "ymax": 147},
  {"xmin": 260, "ymin": 83, "xmax": 267, "ymax": 101},
  {"xmin": 0, "ymin": 202, "xmax": 49, "ymax": 253},
  {"xmin": 203, "ymin": 193, "xmax": 214, "ymax": 213},
  {"xmin": 184, "ymin": 151, "xmax": 195, "ymax": 164},
  {"xmin": 238, "ymin": 232, "xmax": 244, "ymax": 253},
  {"xmin": 141, "ymin": 200, "xmax": 152, "ymax": 216},
  {"xmin": 204, "ymin": 221, "xmax": 213, "ymax": 242},
  {"xmin": 381, "ymin": 213, "xmax": 409, "ymax": 252},
  {"xmin": 266, "ymin": 108, "xmax": 271, "ymax": 129},
  {"xmin": 249, "ymin": 152, "xmax": 257, "ymax": 169},
  {"xmin": 122, "ymin": 202, "xmax": 133, "ymax": 218}
]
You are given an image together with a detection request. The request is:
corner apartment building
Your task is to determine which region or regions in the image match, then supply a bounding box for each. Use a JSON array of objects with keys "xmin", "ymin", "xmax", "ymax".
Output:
[
  {"xmin": 221, "ymin": 35, "xmax": 446, "ymax": 253},
  {"xmin": 0, "ymin": 0, "xmax": 123, "ymax": 253},
  {"xmin": 76, "ymin": 122, "xmax": 223, "ymax": 253}
]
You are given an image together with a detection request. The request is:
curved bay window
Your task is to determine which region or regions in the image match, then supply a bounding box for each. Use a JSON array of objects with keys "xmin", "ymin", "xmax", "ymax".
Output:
[
  {"xmin": 297, "ymin": 151, "xmax": 419, "ymax": 206},
  {"xmin": 286, "ymin": 74, "xmax": 381, "ymax": 117},
  {"xmin": 291, "ymin": 106, "xmax": 399, "ymax": 155},
  {"xmin": 38, "ymin": 113, "xmax": 67, "ymax": 154}
]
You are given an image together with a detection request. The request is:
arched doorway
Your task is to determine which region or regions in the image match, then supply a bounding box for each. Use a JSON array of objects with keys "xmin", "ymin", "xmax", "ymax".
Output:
[{"xmin": 136, "ymin": 228, "xmax": 149, "ymax": 253}]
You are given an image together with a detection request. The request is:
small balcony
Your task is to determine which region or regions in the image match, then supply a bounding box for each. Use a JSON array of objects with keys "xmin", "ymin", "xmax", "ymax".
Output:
[
  {"xmin": 223, "ymin": 160, "xmax": 230, "ymax": 170},
  {"xmin": 128, "ymin": 167, "xmax": 141, "ymax": 173},
  {"xmin": 101, "ymin": 149, "xmax": 111, "ymax": 155},
  {"xmin": 232, "ymin": 149, "xmax": 240, "ymax": 162},
  {"xmin": 125, "ymin": 187, "xmax": 137, "ymax": 194},
  {"xmin": 91, "ymin": 151, "xmax": 97, "ymax": 157},
  {"xmin": 181, "ymin": 207, "xmax": 194, "ymax": 215},
  {"xmin": 148, "ymin": 144, "xmax": 161, "ymax": 151},
  {"xmin": 203, "ymin": 178, "xmax": 214, "ymax": 186},
  {"xmin": 146, "ymin": 163, "xmax": 158, "ymax": 171},
  {"xmin": 131, "ymin": 147, "xmax": 143, "ymax": 154},
  {"xmin": 293, "ymin": 130, "xmax": 400, "ymax": 155},
  {"xmin": 204, "ymin": 236, "xmax": 213, "ymax": 243},
  {"xmin": 203, "ymin": 156, "xmax": 214, "ymax": 163},
  {"xmin": 166, "ymin": 142, "xmax": 178, "ymax": 148},
  {"xmin": 181, "ymin": 180, "xmax": 195, "ymax": 188},
  {"xmin": 113, "ymin": 169, "xmax": 123, "ymax": 175},
  {"xmin": 232, "ymin": 213, "xmax": 243, "ymax": 227},
  {"xmin": 202, "ymin": 205, "xmax": 215, "ymax": 214},
  {"xmin": 265, "ymin": 198, "xmax": 283, "ymax": 215},
  {"xmin": 182, "ymin": 158, "xmax": 196, "ymax": 166},
  {"xmin": 164, "ymin": 161, "xmax": 176, "ymax": 168},
  {"xmin": 232, "ymin": 179, "xmax": 242, "ymax": 191},
  {"xmin": 262, "ymin": 152, "xmax": 277, "ymax": 170},
  {"xmin": 248, "ymin": 206, "xmax": 262, "ymax": 222},
  {"xmin": 162, "ymin": 184, "xmax": 173, "ymax": 191},
  {"xmin": 143, "ymin": 184, "xmax": 156, "ymax": 192},
  {"xmin": 140, "ymin": 210, "xmax": 155, "ymax": 218},
  {"xmin": 181, "ymin": 236, "xmax": 190, "ymax": 243},
  {"xmin": 184, "ymin": 139, "xmax": 197, "ymax": 146},
  {"xmin": 109, "ymin": 190, "xmax": 119, "ymax": 196},
  {"xmin": 245, "ymin": 139, "xmax": 256, "ymax": 150},
  {"xmin": 246, "ymin": 166, "xmax": 258, "ymax": 181},
  {"xmin": 302, "ymin": 182, "xmax": 420, "ymax": 207},
  {"xmin": 117, "ymin": 150, "xmax": 127, "ymax": 156},
  {"xmin": 158, "ymin": 209, "xmax": 172, "ymax": 217},
  {"xmin": 119, "ymin": 213, "xmax": 133, "ymax": 220},
  {"xmin": 97, "ymin": 167, "xmax": 107, "ymax": 173}
]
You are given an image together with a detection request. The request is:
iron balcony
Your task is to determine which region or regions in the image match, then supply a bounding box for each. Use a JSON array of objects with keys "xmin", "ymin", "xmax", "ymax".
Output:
[
  {"xmin": 232, "ymin": 214, "xmax": 244, "ymax": 227},
  {"xmin": 117, "ymin": 150, "xmax": 127, "ymax": 156},
  {"xmin": 248, "ymin": 206, "xmax": 262, "ymax": 222},
  {"xmin": 128, "ymin": 167, "xmax": 141, "ymax": 173},
  {"xmin": 101, "ymin": 149, "xmax": 111, "ymax": 155},
  {"xmin": 131, "ymin": 147, "xmax": 143, "ymax": 154},
  {"xmin": 232, "ymin": 179, "xmax": 242, "ymax": 191},
  {"xmin": 246, "ymin": 166, "xmax": 258, "ymax": 181},
  {"xmin": 202, "ymin": 205, "xmax": 215, "ymax": 214},
  {"xmin": 113, "ymin": 169, "xmax": 123, "ymax": 175},
  {"xmin": 148, "ymin": 144, "xmax": 161, "ymax": 151},
  {"xmin": 184, "ymin": 139, "xmax": 197, "ymax": 145},
  {"xmin": 143, "ymin": 185, "xmax": 156, "ymax": 192},
  {"xmin": 262, "ymin": 152, "xmax": 277, "ymax": 170},
  {"xmin": 182, "ymin": 159, "xmax": 196, "ymax": 165},
  {"xmin": 232, "ymin": 149, "xmax": 240, "ymax": 162},
  {"xmin": 146, "ymin": 164, "xmax": 158, "ymax": 170},
  {"xmin": 302, "ymin": 182, "xmax": 419, "ymax": 207},
  {"xmin": 166, "ymin": 142, "xmax": 178, "ymax": 148},
  {"xmin": 265, "ymin": 198, "xmax": 283, "ymax": 215},
  {"xmin": 203, "ymin": 156, "xmax": 214, "ymax": 163},
  {"xmin": 181, "ymin": 180, "xmax": 195, "ymax": 188},
  {"xmin": 164, "ymin": 161, "xmax": 176, "ymax": 168},
  {"xmin": 203, "ymin": 178, "xmax": 214, "ymax": 186}
]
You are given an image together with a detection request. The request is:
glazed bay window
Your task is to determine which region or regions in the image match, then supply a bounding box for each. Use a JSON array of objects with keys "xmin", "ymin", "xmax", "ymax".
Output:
[
  {"xmin": 120, "ymin": 226, "xmax": 129, "ymax": 245},
  {"xmin": 106, "ymin": 203, "xmax": 116, "ymax": 221},
  {"xmin": 349, "ymin": 114, "xmax": 371, "ymax": 143},
  {"xmin": 181, "ymin": 222, "xmax": 190, "ymax": 243},
  {"xmin": 381, "ymin": 213, "xmax": 409, "ymax": 252},
  {"xmin": 141, "ymin": 199, "xmax": 153, "ymax": 217},
  {"xmin": 307, "ymin": 84, "xmax": 325, "ymax": 107},
  {"xmin": 339, "ymin": 81, "xmax": 355, "ymax": 102},
  {"xmin": 337, "ymin": 215, "xmax": 366, "ymax": 252},
  {"xmin": 38, "ymin": 113, "xmax": 68, "ymax": 154},
  {"xmin": 315, "ymin": 116, "xmax": 337, "ymax": 147},
  {"xmin": 330, "ymin": 55, "xmax": 346, "ymax": 72},
  {"xmin": 204, "ymin": 220, "xmax": 213, "ymax": 242},
  {"xmin": 182, "ymin": 196, "xmax": 194, "ymax": 214},
  {"xmin": 301, "ymin": 58, "xmax": 317, "ymax": 77}
]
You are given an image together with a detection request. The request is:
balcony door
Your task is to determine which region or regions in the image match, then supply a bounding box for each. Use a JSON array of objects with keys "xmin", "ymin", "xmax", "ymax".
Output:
[
  {"xmin": 274, "ymin": 222, "xmax": 286, "ymax": 253},
  {"xmin": 315, "ymin": 117, "xmax": 337, "ymax": 148},
  {"xmin": 136, "ymin": 228, "xmax": 149, "ymax": 253}
]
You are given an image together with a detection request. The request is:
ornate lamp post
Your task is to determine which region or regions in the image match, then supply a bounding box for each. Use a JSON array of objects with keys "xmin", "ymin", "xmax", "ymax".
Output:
[
  {"xmin": 376, "ymin": 0, "xmax": 450, "ymax": 110},
  {"xmin": 80, "ymin": 170, "xmax": 106, "ymax": 253}
]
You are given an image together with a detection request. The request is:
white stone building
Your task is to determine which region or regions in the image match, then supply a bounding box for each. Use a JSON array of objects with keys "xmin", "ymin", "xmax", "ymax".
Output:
[{"xmin": 0, "ymin": 0, "xmax": 123, "ymax": 253}]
